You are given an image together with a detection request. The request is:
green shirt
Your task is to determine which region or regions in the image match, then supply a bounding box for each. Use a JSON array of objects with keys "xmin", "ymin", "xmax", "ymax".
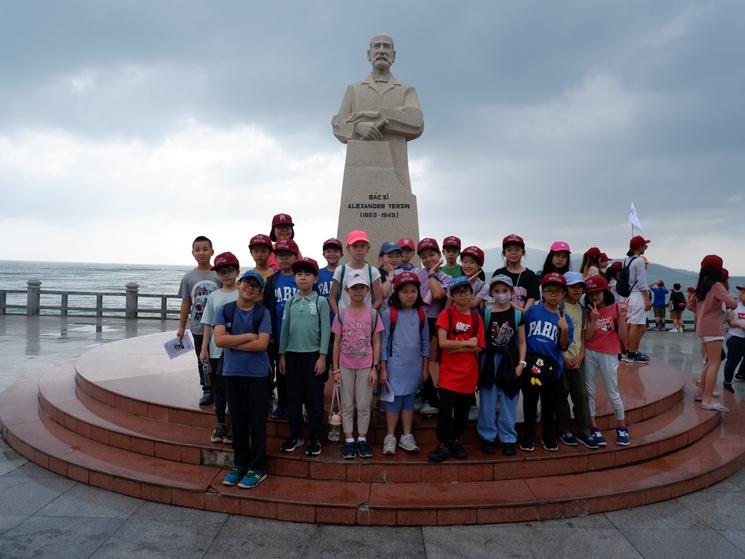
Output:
[
  {"xmin": 442, "ymin": 265, "xmax": 462, "ymax": 279},
  {"xmin": 279, "ymin": 292, "xmax": 331, "ymax": 354}
]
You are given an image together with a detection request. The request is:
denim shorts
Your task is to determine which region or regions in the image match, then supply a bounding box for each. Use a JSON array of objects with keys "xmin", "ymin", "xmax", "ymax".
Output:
[{"xmin": 386, "ymin": 392, "xmax": 416, "ymax": 412}]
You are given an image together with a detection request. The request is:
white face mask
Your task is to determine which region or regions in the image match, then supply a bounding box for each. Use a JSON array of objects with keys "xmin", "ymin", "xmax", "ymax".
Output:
[{"xmin": 494, "ymin": 293, "xmax": 511, "ymax": 304}]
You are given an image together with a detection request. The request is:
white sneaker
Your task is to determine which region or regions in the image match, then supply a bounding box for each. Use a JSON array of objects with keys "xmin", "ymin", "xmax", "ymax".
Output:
[
  {"xmin": 468, "ymin": 405, "xmax": 479, "ymax": 422},
  {"xmin": 383, "ymin": 434, "xmax": 397, "ymax": 455},
  {"xmin": 419, "ymin": 403, "xmax": 439, "ymax": 415},
  {"xmin": 398, "ymin": 433, "xmax": 419, "ymax": 453},
  {"xmin": 413, "ymin": 398, "xmax": 424, "ymax": 412}
]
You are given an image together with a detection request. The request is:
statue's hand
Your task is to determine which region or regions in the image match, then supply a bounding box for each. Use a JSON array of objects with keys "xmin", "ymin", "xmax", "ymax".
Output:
[
  {"xmin": 353, "ymin": 121, "xmax": 384, "ymax": 141},
  {"xmin": 346, "ymin": 111, "xmax": 382, "ymax": 123}
]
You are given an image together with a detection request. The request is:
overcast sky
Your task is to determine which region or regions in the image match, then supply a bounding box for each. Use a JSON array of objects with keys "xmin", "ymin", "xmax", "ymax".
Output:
[{"xmin": 1, "ymin": 1, "xmax": 743, "ymax": 273}]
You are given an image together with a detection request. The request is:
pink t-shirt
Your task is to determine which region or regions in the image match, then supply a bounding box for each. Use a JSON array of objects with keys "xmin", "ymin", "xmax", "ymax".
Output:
[
  {"xmin": 331, "ymin": 306, "xmax": 384, "ymax": 369},
  {"xmin": 586, "ymin": 303, "xmax": 622, "ymax": 355}
]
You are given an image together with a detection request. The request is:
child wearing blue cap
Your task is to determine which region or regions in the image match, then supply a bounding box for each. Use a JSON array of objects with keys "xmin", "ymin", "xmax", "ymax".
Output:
[{"xmin": 214, "ymin": 270, "xmax": 272, "ymax": 489}]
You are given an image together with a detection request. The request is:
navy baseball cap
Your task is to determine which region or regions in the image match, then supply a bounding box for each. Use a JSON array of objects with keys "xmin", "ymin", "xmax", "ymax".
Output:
[{"xmin": 239, "ymin": 270, "xmax": 265, "ymax": 288}]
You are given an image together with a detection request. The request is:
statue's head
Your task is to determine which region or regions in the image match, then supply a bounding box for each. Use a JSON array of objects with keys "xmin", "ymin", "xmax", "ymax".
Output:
[{"xmin": 367, "ymin": 33, "xmax": 395, "ymax": 71}]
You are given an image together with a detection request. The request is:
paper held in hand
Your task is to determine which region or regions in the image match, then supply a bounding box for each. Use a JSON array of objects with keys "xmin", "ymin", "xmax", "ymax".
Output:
[{"xmin": 163, "ymin": 335, "xmax": 194, "ymax": 360}]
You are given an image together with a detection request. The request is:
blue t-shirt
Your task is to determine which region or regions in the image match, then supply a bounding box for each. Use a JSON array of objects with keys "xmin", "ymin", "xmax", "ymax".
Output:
[
  {"xmin": 650, "ymin": 286, "xmax": 668, "ymax": 308},
  {"xmin": 525, "ymin": 303, "xmax": 574, "ymax": 377},
  {"xmin": 273, "ymin": 272, "xmax": 298, "ymax": 336},
  {"xmin": 213, "ymin": 304, "xmax": 272, "ymax": 377},
  {"xmin": 316, "ymin": 267, "xmax": 335, "ymax": 298}
]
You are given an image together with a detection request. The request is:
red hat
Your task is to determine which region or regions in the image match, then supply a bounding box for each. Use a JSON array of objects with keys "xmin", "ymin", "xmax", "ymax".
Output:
[
  {"xmin": 610, "ymin": 261, "xmax": 623, "ymax": 272},
  {"xmin": 599, "ymin": 252, "xmax": 609, "ymax": 261},
  {"xmin": 211, "ymin": 251, "xmax": 240, "ymax": 270},
  {"xmin": 417, "ymin": 237, "xmax": 440, "ymax": 254},
  {"xmin": 502, "ymin": 234, "xmax": 525, "ymax": 249},
  {"xmin": 273, "ymin": 239, "xmax": 299, "ymax": 256},
  {"xmin": 585, "ymin": 247, "xmax": 602, "ymax": 258},
  {"xmin": 541, "ymin": 272, "xmax": 567, "ymax": 288},
  {"xmin": 248, "ymin": 233, "xmax": 273, "ymax": 249},
  {"xmin": 460, "ymin": 246, "xmax": 484, "ymax": 267},
  {"xmin": 270, "ymin": 213, "xmax": 295, "ymax": 241},
  {"xmin": 398, "ymin": 238, "xmax": 416, "ymax": 251},
  {"xmin": 393, "ymin": 270, "xmax": 421, "ymax": 290},
  {"xmin": 687, "ymin": 286, "xmax": 695, "ymax": 293},
  {"xmin": 322, "ymin": 238, "xmax": 343, "ymax": 252},
  {"xmin": 629, "ymin": 235, "xmax": 650, "ymax": 250},
  {"xmin": 722, "ymin": 268, "xmax": 729, "ymax": 283},
  {"xmin": 346, "ymin": 230, "xmax": 370, "ymax": 245},
  {"xmin": 442, "ymin": 236, "xmax": 461, "ymax": 249},
  {"xmin": 584, "ymin": 274, "xmax": 609, "ymax": 293},
  {"xmin": 700, "ymin": 254, "xmax": 723, "ymax": 271},
  {"xmin": 292, "ymin": 257, "xmax": 319, "ymax": 275}
]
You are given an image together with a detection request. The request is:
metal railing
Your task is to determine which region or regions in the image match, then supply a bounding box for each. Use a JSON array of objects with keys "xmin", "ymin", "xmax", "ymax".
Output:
[{"xmin": 0, "ymin": 280, "xmax": 180, "ymax": 320}]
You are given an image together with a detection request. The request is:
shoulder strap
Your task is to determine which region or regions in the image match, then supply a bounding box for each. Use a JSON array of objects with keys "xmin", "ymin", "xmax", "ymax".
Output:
[
  {"xmin": 336, "ymin": 265, "xmax": 346, "ymax": 303},
  {"xmin": 483, "ymin": 307, "xmax": 492, "ymax": 332},
  {"xmin": 514, "ymin": 308, "xmax": 522, "ymax": 324},
  {"xmin": 222, "ymin": 301, "xmax": 238, "ymax": 334},
  {"xmin": 470, "ymin": 308, "xmax": 480, "ymax": 337},
  {"xmin": 446, "ymin": 306, "xmax": 454, "ymax": 336},
  {"xmin": 338, "ymin": 307, "xmax": 345, "ymax": 327},
  {"xmin": 417, "ymin": 307, "xmax": 426, "ymax": 332},
  {"xmin": 367, "ymin": 263, "xmax": 373, "ymax": 285},
  {"xmin": 252, "ymin": 303, "xmax": 265, "ymax": 334},
  {"xmin": 371, "ymin": 308, "xmax": 378, "ymax": 336}
]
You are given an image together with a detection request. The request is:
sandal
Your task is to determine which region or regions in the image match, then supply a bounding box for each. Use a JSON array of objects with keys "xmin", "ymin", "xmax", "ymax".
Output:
[
  {"xmin": 701, "ymin": 402, "xmax": 729, "ymax": 412},
  {"xmin": 694, "ymin": 391, "xmax": 720, "ymax": 401}
]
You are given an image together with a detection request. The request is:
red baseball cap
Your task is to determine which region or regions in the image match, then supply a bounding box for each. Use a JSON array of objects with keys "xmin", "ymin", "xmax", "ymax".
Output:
[
  {"xmin": 599, "ymin": 252, "xmax": 609, "ymax": 261},
  {"xmin": 417, "ymin": 237, "xmax": 440, "ymax": 254},
  {"xmin": 211, "ymin": 251, "xmax": 240, "ymax": 270},
  {"xmin": 700, "ymin": 254, "xmax": 723, "ymax": 271},
  {"xmin": 460, "ymin": 246, "xmax": 484, "ymax": 267},
  {"xmin": 292, "ymin": 257, "xmax": 319, "ymax": 275},
  {"xmin": 541, "ymin": 272, "xmax": 567, "ymax": 288},
  {"xmin": 398, "ymin": 238, "xmax": 416, "ymax": 251},
  {"xmin": 502, "ymin": 234, "xmax": 525, "ymax": 249},
  {"xmin": 393, "ymin": 270, "xmax": 421, "ymax": 290},
  {"xmin": 629, "ymin": 235, "xmax": 651, "ymax": 250},
  {"xmin": 322, "ymin": 238, "xmax": 343, "ymax": 252},
  {"xmin": 273, "ymin": 239, "xmax": 299, "ymax": 256},
  {"xmin": 585, "ymin": 246, "xmax": 602, "ymax": 258},
  {"xmin": 270, "ymin": 213, "xmax": 295, "ymax": 241},
  {"xmin": 584, "ymin": 274, "xmax": 609, "ymax": 293},
  {"xmin": 609, "ymin": 261, "xmax": 623, "ymax": 272},
  {"xmin": 248, "ymin": 233, "xmax": 273, "ymax": 249},
  {"xmin": 722, "ymin": 268, "xmax": 729, "ymax": 283},
  {"xmin": 442, "ymin": 236, "xmax": 461, "ymax": 249}
]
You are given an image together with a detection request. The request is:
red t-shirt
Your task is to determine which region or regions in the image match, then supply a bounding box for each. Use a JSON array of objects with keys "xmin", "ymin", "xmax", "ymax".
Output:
[
  {"xmin": 586, "ymin": 303, "xmax": 621, "ymax": 355},
  {"xmin": 436, "ymin": 307, "xmax": 486, "ymax": 394}
]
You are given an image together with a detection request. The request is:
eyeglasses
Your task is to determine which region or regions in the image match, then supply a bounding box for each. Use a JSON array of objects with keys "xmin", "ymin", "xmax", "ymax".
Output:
[
  {"xmin": 240, "ymin": 282, "xmax": 261, "ymax": 291},
  {"xmin": 451, "ymin": 289, "xmax": 472, "ymax": 297},
  {"xmin": 217, "ymin": 269, "xmax": 236, "ymax": 276}
]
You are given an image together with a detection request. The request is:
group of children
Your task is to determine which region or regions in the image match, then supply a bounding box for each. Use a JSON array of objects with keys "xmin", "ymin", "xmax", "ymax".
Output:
[{"xmin": 177, "ymin": 215, "xmax": 740, "ymax": 489}]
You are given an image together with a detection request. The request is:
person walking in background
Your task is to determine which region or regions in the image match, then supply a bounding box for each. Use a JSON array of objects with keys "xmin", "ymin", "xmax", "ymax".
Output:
[
  {"xmin": 723, "ymin": 285, "xmax": 745, "ymax": 392},
  {"xmin": 668, "ymin": 283, "xmax": 687, "ymax": 333},
  {"xmin": 650, "ymin": 280, "xmax": 669, "ymax": 331}
]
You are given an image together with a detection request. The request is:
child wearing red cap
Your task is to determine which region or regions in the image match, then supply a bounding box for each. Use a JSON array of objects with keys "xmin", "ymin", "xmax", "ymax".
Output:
[
  {"xmin": 460, "ymin": 246, "xmax": 490, "ymax": 310},
  {"xmin": 580, "ymin": 247, "xmax": 602, "ymax": 278},
  {"xmin": 317, "ymin": 238, "xmax": 343, "ymax": 299},
  {"xmin": 623, "ymin": 236, "xmax": 652, "ymax": 364},
  {"xmin": 398, "ymin": 238, "xmax": 417, "ymax": 271},
  {"xmin": 723, "ymin": 286, "xmax": 745, "ymax": 390},
  {"xmin": 266, "ymin": 213, "xmax": 299, "ymax": 272},
  {"xmin": 584, "ymin": 275, "xmax": 630, "ymax": 446},
  {"xmin": 493, "ymin": 234, "xmax": 539, "ymax": 313},
  {"xmin": 441, "ymin": 236, "xmax": 462, "ymax": 278},
  {"xmin": 688, "ymin": 256, "xmax": 737, "ymax": 411},
  {"xmin": 249, "ymin": 234, "xmax": 274, "ymax": 282}
]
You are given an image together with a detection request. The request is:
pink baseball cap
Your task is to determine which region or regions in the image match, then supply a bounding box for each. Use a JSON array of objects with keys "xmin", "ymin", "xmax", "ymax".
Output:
[
  {"xmin": 346, "ymin": 230, "xmax": 370, "ymax": 245},
  {"xmin": 550, "ymin": 241, "xmax": 571, "ymax": 253}
]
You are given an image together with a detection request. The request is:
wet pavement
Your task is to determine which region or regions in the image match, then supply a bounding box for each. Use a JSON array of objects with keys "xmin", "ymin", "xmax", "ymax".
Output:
[{"xmin": 1, "ymin": 315, "xmax": 744, "ymax": 558}]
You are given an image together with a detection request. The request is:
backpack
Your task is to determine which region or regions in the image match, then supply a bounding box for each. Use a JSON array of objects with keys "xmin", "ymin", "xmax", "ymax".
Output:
[
  {"xmin": 445, "ymin": 306, "xmax": 481, "ymax": 339},
  {"xmin": 615, "ymin": 256, "xmax": 638, "ymax": 298},
  {"xmin": 483, "ymin": 307, "xmax": 522, "ymax": 338},
  {"xmin": 336, "ymin": 264, "xmax": 374, "ymax": 302},
  {"xmin": 671, "ymin": 290, "xmax": 687, "ymax": 310},
  {"xmin": 221, "ymin": 301, "xmax": 266, "ymax": 335},
  {"xmin": 387, "ymin": 306, "xmax": 426, "ymax": 356}
]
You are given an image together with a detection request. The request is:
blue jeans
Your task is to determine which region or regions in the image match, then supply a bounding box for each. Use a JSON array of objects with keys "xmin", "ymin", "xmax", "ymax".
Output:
[{"xmin": 477, "ymin": 384, "xmax": 519, "ymax": 444}]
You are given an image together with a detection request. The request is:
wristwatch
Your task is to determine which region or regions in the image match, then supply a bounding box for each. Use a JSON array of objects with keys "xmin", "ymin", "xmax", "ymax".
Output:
[{"xmin": 518, "ymin": 360, "xmax": 527, "ymax": 367}]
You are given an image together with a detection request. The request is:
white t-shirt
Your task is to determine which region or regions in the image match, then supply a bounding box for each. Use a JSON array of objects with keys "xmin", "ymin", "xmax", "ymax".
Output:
[
  {"xmin": 332, "ymin": 263, "xmax": 381, "ymax": 311},
  {"xmin": 728, "ymin": 303, "xmax": 745, "ymax": 338}
]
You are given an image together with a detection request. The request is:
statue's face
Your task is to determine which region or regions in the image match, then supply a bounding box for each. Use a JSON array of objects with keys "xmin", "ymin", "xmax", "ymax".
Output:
[{"xmin": 367, "ymin": 36, "xmax": 395, "ymax": 71}]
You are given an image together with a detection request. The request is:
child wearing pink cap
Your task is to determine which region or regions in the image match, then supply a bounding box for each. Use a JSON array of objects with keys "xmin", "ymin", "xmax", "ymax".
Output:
[
  {"xmin": 539, "ymin": 241, "xmax": 572, "ymax": 283},
  {"xmin": 328, "ymin": 230, "xmax": 383, "ymax": 316}
]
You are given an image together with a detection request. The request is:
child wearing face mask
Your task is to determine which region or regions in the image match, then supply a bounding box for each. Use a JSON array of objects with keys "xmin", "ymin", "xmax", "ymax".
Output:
[{"xmin": 493, "ymin": 234, "xmax": 539, "ymax": 313}]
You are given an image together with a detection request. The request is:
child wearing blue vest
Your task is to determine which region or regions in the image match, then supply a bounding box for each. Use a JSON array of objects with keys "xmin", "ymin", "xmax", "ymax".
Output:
[
  {"xmin": 520, "ymin": 272, "xmax": 573, "ymax": 453},
  {"xmin": 379, "ymin": 271, "xmax": 430, "ymax": 455},
  {"xmin": 478, "ymin": 274, "xmax": 526, "ymax": 456}
]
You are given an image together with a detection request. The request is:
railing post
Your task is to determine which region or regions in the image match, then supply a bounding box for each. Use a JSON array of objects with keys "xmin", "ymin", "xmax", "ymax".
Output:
[
  {"xmin": 96, "ymin": 294, "xmax": 103, "ymax": 319},
  {"xmin": 125, "ymin": 282, "xmax": 140, "ymax": 319},
  {"xmin": 161, "ymin": 296, "xmax": 168, "ymax": 320},
  {"xmin": 60, "ymin": 293, "xmax": 68, "ymax": 316},
  {"xmin": 26, "ymin": 279, "xmax": 41, "ymax": 316},
  {"xmin": 0, "ymin": 291, "xmax": 6, "ymax": 315}
]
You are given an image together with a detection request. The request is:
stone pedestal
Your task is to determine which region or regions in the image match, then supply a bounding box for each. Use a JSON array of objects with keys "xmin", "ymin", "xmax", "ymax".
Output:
[{"xmin": 337, "ymin": 140, "xmax": 419, "ymax": 257}]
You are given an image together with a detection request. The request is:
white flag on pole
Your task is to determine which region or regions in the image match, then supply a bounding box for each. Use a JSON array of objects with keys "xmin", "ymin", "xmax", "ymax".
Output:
[{"xmin": 628, "ymin": 202, "xmax": 644, "ymax": 235}]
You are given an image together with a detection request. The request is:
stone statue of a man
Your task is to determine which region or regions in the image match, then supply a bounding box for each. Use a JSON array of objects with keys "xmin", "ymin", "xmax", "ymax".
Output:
[{"xmin": 332, "ymin": 33, "xmax": 424, "ymax": 192}]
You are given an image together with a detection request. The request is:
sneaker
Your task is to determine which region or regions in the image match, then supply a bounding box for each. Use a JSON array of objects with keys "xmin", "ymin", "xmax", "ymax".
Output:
[
  {"xmin": 238, "ymin": 469, "xmax": 267, "ymax": 489},
  {"xmin": 280, "ymin": 436, "xmax": 305, "ymax": 453},
  {"xmin": 559, "ymin": 432, "xmax": 578, "ymax": 446},
  {"xmin": 222, "ymin": 430, "xmax": 233, "ymax": 445},
  {"xmin": 428, "ymin": 444, "xmax": 451, "ymax": 463},
  {"xmin": 271, "ymin": 404, "xmax": 287, "ymax": 419},
  {"xmin": 621, "ymin": 352, "xmax": 635, "ymax": 363},
  {"xmin": 449, "ymin": 440, "xmax": 468, "ymax": 460},
  {"xmin": 199, "ymin": 390, "xmax": 214, "ymax": 407},
  {"xmin": 735, "ymin": 374, "xmax": 745, "ymax": 382},
  {"xmin": 357, "ymin": 439, "xmax": 373, "ymax": 459},
  {"xmin": 413, "ymin": 398, "xmax": 424, "ymax": 412},
  {"xmin": 591, "ymin": 427, "xmax": 608, "ymax": 447},
  {"xmin": 502, "ymin": 443, "xmax": 516, "ymax": 456},
  {"xmin": 519, "ymin": 437, "xmax": 535, "ymax": 452},
  {"xmin": 634, "ymin": 352, "xmax": 650, "ymax": 362},
  {"xmin": 468, "ymin": 405, "xmax": 479, "ymax": 422},
  {"xmin": 210, "ymin": 423, "xmax": 226, "ymax": 443},
  {"xmin": 305, "ymin": 439, "xmax": 322, "ymax": 456},
  {"xmin": 222, "ymin": 465, "xmax": 248, "ymax": 486},
  {"xmin": 398, "ymin": 433, "xmax": 419, "ymax": 453},
  {"xmin": 383, "ymin": 434, "xmax": 397, "ymax": 455},
  {"xmin": 481, "ymin": 439, "xmax": 496, "ymax": 454},
  {"xmin": 342, "ymin": 441, "xmax": 357, "ymax": 460},
  {"xmin": 577, "ymin": 434, "xmax": 600, "ymax": 449},
  {"xmin": 615, "ymin": 427, "xmax": 631, "ymax": 446},
  {"xmin": 419, "ymin": 403, "xmax": 439, "ymax": 416},
  {"xmin": 542, "ymin": 440, "xmax": 559, "ymax": 452}
]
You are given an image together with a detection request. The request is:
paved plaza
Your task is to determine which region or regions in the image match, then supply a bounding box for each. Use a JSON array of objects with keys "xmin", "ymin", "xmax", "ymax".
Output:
[{"xmin": 1, "ymin": 314, "xmax": 744, "ymax": 558}]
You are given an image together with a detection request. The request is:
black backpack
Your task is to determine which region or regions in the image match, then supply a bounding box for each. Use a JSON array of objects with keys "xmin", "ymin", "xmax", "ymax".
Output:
[
  {"xmin": 616, "ymin": 256, "xmax": 638, "ymax": 298},
  {"xmin": 221, "ymin": 301, "xmax": 266, "ymax": 335}
]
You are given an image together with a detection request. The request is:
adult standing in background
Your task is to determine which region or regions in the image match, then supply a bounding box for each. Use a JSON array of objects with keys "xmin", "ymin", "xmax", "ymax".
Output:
[
  {"xmin": 622, "ymin": 236, "xmax": 652, "ymax": 363},
  {"xmin": 650, "ymin": 280, "xmax": 669, "ymax": 331}
]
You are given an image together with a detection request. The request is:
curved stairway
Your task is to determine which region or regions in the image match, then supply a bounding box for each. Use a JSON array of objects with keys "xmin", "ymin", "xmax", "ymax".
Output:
[{"xmin": 2, "ymin": 332, "xmax": 744, "ymax": 526}]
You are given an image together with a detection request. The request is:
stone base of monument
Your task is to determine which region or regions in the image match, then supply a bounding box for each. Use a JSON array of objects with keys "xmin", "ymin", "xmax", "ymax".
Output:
[
  {"xmin": 3, "ymin": 331, "xmax": 745, "ymax": 526},
  {"xmin": 337, "ymin": 140, "xmax": 419, "ymax": 256}
]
